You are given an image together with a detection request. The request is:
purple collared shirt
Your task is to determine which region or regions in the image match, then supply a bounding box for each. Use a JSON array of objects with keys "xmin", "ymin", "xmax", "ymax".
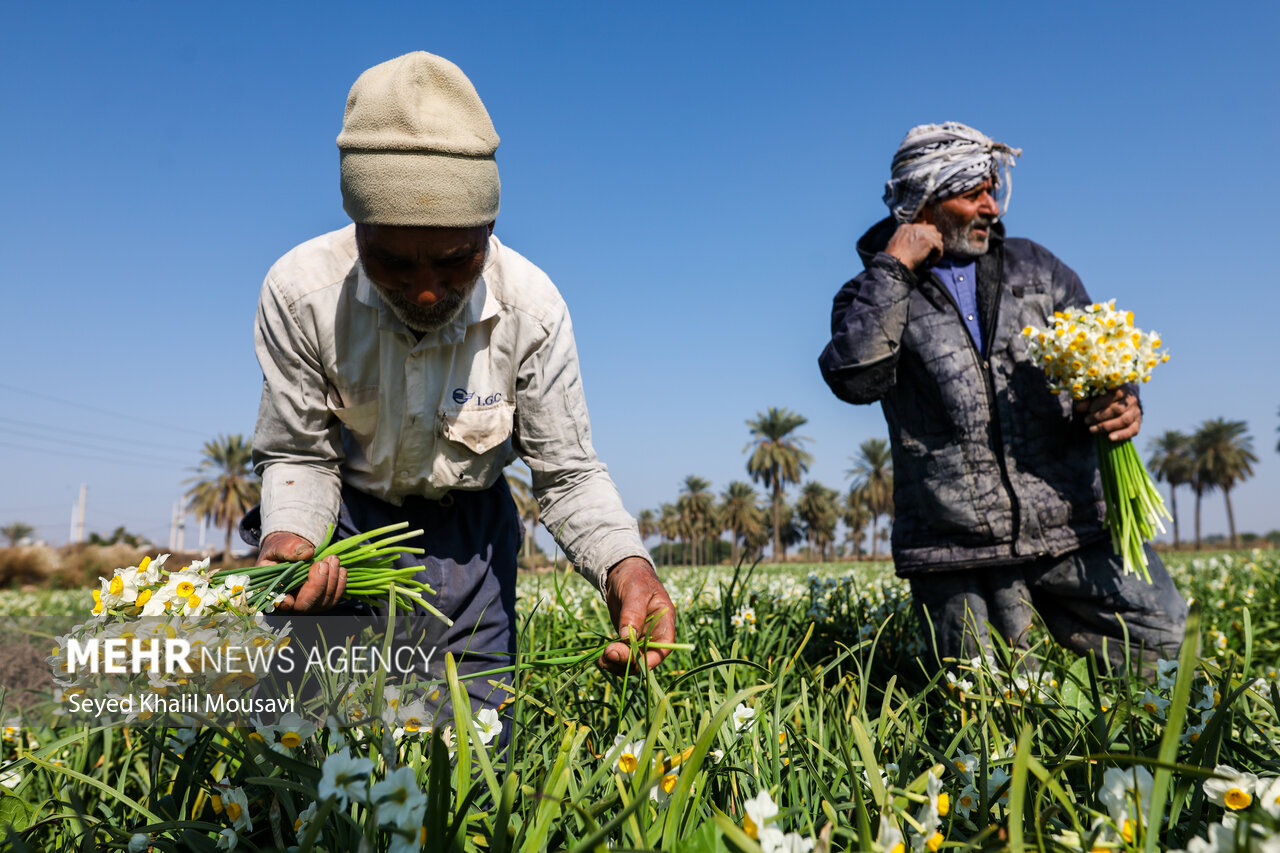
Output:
[{"xmin": 932, "ymin": 257, "xmax": 983, "ymax": 353}]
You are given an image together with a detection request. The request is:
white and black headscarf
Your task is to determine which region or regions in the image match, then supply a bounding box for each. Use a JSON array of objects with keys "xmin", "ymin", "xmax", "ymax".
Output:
[{"xmin": 883, "ymin": 122, "xmax": 1022, "ymax": 224}]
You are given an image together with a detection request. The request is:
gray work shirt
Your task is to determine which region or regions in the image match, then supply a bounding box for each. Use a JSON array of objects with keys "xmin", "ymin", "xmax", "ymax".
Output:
[{"xmin": 252, "ymin": 225, "xmax": 650, "ymax": 592}]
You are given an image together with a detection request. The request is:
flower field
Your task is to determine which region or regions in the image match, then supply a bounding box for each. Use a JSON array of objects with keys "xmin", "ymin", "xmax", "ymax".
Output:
[{"xmin": 1, "ymin": 550, "xmax": 1279, "ymax": 852}]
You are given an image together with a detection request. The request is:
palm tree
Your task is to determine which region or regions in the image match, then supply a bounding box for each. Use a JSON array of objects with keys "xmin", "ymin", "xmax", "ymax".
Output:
[
  {"xmin": 504, "ymin": 463, "xmax": 539, "ymax": 564},
  {"xmin": 658, "ymin": 503, "xmax": 680, "ymax": 567},
  {"xmin": 1147, "ymin": 430, "xmax": 1193, "ymax": 549},
  {"xmin": 1, "ymin": 522, "xmax": 34, "ymax": 547},
  {"xmin": 745, "ymin": 408, "xmax": 813, "ymax": 563},
  {"xmin": 719, "ymin": 481, "xmax": 765, "ymax": 566},
  {"xmin": 847, "ymin": 438, "xmax": 893, "ymax": 560},
  {"xmin": 1192, "ymin": 419, "xmax": 1258, "ymax": 549},
  {"xmin": 772, "ymin": 500, "xmax": 804, "ymax": 561},
  {"xmin": 185, "ymin": 434, "xmax": 261, "ymax": 562},
  {"xmin": 677, "ymin": 476, "xmax": 715, "ymax": 566},
  {"xmin": 842, "ymin": 491, "xmax": 872, "ymax": 560},
  {"xmin": 637, "ymin": 509, "xmax": 658, "ymax": 548},
  {"xmin": 796, "ymin": 482, "xmax": 840, "ymax": 562}
]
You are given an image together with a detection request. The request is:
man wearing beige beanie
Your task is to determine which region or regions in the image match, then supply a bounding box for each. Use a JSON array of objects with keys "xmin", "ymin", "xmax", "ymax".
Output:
[{"xmin": 238, "ymin": 52, "xmax": 676, "ymax": 720}]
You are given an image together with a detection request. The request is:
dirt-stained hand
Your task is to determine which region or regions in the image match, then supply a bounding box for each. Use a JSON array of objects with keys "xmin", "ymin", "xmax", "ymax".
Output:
[
  {"xmin": 885, "ymin": 222, "xmax": 944, "ymax": 270},
  {"xmin": 257, "ymin": 530, "xmax": 347, "ymax": 613},
  {"xmin": 1074, "ymin": 386, "xmax": 1142, "ymax": 443},
  {"xmin": 599, "ymin": 557, "xmax": 677, "ymax": 675}
]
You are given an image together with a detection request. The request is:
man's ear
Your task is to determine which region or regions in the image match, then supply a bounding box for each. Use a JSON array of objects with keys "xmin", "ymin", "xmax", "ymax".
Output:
[{"xmin": 915, "ymin": 203, "xmax": 937, "ymax": 226}]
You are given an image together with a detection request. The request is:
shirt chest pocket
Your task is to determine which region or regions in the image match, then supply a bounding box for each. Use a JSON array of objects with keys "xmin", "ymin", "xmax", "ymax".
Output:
[
  {"xmin": 430, "ymin": 402, "xmax": 516, "ymax": 488},
  {"xmin": 1008, "ymin": 281, "xmax": 1054, "ymax": 329}
]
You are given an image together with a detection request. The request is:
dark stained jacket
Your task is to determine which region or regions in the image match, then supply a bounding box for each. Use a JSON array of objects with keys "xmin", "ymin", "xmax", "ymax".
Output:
[{"xmin": 819, "ymin": 218, "xmax": 1110, "ymax": 575}]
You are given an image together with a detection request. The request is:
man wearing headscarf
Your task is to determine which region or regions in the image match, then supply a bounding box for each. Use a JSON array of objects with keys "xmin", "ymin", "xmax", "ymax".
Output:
[
  {"xmin": 818, "ymin": 122, "xmax": 1186, "ymax": 669},
  {"xmin": 241, "ymin": 52, "xmax": 676, "ymax": 726}
]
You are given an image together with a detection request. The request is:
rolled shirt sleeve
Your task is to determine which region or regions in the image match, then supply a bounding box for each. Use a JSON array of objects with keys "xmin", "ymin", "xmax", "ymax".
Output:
[{"xmin": 251, "ymin": 270, "xmax": 344, "ymax": 549}]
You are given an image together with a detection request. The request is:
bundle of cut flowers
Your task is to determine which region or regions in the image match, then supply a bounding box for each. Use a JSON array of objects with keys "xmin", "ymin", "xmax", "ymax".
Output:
[{"xmin": 1022, "ymin": 299, "xmax": 1172, "ymax": 580}]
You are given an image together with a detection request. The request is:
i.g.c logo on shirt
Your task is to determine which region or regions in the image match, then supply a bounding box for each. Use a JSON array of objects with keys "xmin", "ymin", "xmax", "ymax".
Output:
[{"xmin": 452, "ymin": 388, "xmax": 504, "ymax": 407}]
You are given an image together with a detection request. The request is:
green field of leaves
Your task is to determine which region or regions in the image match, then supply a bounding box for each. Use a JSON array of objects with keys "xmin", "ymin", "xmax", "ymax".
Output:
[{"xmin": 1, "ymin": 550, "xmax": 1279, "ymax": 852}]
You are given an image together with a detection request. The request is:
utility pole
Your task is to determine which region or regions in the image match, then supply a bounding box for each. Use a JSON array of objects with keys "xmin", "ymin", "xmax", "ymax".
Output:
[
  {"xmin": 175, "ymin": 501, "xmax": 186, "ymax": 552},
  {"xmin": 72, "ymin": 483, "xmax": 87, "ymax": 543}
]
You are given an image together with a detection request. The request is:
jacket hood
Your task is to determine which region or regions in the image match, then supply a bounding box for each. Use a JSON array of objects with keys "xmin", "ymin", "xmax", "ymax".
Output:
[{"xmin": 855, "ymin": 216, "xmax": 1007, "ymax": 267}]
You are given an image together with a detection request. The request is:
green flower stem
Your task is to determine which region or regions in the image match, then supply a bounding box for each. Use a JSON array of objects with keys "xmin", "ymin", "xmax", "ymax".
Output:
[{"xmin": 1095, "ymin": 436, "xmax": 1171, "ymax": 582}]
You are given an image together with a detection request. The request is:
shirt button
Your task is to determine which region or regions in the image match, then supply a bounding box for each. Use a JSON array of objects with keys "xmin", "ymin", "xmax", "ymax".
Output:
[
  {"xmin": 967, "ymin": 313, "xmax": 975, "ymax": 321},
  {"xmin": 958, "ymin": 275, "xmax": 965, "ymax": 281}
]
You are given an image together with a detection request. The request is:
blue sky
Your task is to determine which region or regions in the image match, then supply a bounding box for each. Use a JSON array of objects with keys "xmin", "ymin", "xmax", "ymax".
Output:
[{"xmin": 2, "ymin": 1, "xmax": 1277, "ymax": 550}]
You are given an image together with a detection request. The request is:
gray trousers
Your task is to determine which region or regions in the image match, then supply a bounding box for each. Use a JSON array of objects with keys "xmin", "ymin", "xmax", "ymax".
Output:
[
  {"xmin": 908, "ymin": 538, "xmax": 1188, "ymax": 671},
  {"xmin": 239, "ymin": 479, "xmax": 520, "ymax": 741}
]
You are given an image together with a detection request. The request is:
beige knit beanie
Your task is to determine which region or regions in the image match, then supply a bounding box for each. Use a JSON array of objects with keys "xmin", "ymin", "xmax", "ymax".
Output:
[{"xmin": 337, "ymin": 52, "xmax": 500, "ymax": 226}]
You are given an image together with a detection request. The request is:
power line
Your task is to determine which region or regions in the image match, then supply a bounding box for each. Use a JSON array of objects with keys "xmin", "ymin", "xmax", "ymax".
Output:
[
  {"xmin": 0, "ymin": 440, "xmax": 188, "ymax": 472},
  {"xmin": 0, "ymin": 425, "xmax": 193, "ymax": 467},
  {"xmin": 0, "ymin": 383, "xmax": 214, "ymax": 438},
  {"xmin": 0, "ymin": 416, "xmax": 199, "ymax": 456}
]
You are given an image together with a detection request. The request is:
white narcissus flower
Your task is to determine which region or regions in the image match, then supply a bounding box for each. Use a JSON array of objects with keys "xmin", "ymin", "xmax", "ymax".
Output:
[
  {"xmin": 732, "ymin": 702, "xmax": 756, "ymax": 732},
  {"xmin": 650, "ymin": 767, "xmax": 680, "ymax": 806},
  {"xmin": 767, "ymin": 832, "xmax": 815, "ymax": 853},
  {"xmin": 612, "ymin": 736, "xmax": 645, "ymax": 778},
  {"xmin": 1098, "ymin": 766, "xmax": 1154, "ymax": 843},
  {"xmin": 877, "ymin": 816, "xmax": 906, "ymax": 853},
  {"xmin": 953, "ymin": 783, "xmax": 979, "ymax": 819},
  {"xmin": 986, "ymin": 768, "xmax": 1012, "ymax": 805},
  {"xmin": 1155, "ymin": 658, "xmax": 1179, "ymax": 690},
  {"xmin": 294, "ymin": 801, "xmax": 319, "ymax": 840},
  {"xmin": 128, "ymin": 834, "xmax": 150, "ymax": 853},
  {"xmin": 371, "ymin": 765, "xmax": 427, "ymax": 829},
  {"xmin": 949, "ymin": 751, "xmax": 978, "ymax": 777},
  {"xmin": 1141, "ymin": 688, "xmax": 1171, "ymax": 718},
  {"xmin": 475, "ymin": 708, "xmax": 502, "ymax": 746},
  {"xmin": 215, "ymin": 828, "xmax": 237, "ymax": 851},
  {"xmin": 1255, "ymin": 776, "xmax": 1280, "ymax": 817},
  {"xmin": 1194, "ymin": 683, "xmax": 1221, "ymax": 712},
  {"xmin": 318, "ymin": 748, "xmax": 373, "ymax": 808},
  {"xmin": 221, "ymin": 784, "xmax": 252, "ymax": 833},
  {"xmin": 275, "ymin": 712, "xmax": 317, "ymax": 749},
  {"xmin": 1203, "ymin": 765, "xmax": 1259, "ymax": 811},
  {"xmin": 743, "ymin": 789, "xmax": 778, "ymax": 841}
]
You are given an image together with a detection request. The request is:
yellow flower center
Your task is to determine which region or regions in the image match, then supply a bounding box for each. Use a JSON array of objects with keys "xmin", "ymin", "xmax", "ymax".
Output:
[
  {"xmin": 211, "ymin": 794, "xmax": 223, "ymax": 813},
  {"xmin": 225, "ymin": 802, "xmax": 242, "ymax": 822},
  {"xmin": 926, "ymin": 831, "xmax": 944, "ymax": 852},
  {"xmin": 1143, "ymin": 701, "xmax": 1158, "ymax": 714},
  {"xmin": 960, "ymin": 794, "xmax": 973, "ymax": 808},
  {"xmin": 618, "ymin": 753, "xmax": 638, "ymax": 774},
  {"xmin": 247, "ymin": 732, "xmax": 264, "ymax": 743},
  {"xmin": 110, "ymin": 575, "xmax": 125, "ymax": 596},
  {"xmin": 136, "ymin": 589, "xmax": 152, "ymax": 606},
  {"xmin": 937, "ymin": 792, "xmax": 950, "ymax": 816},
  {"xmin": 1121, "ymin": 818, "xmax": 1136, "ymax": 843},
  {"xmin": 176, "ymin": 581, "xmax": 195, "ymax": 597},
  {"xmin": 891, "ymin": 843, "xmax": 905, "ymax": 853},
  {"xmin": 405, "ymin": 718, "xmax": 422, "ymax": 733},
  {"xmin": 1225, "ymin": 788, "xmax": 1252, "ymax": 810},
  {"xmin": 186, "ymin": 594, "xmax": 201, "ymax": 609},
  {"xmin": 744, "ymin": 816, "xmax": 758, "ymax": 840},
  {"xmin": 661, "ymin": 773, "xmax": 678, "ymax": 794},
  {"xmin": 138, "ymin": 556, "xmax": 151, "ymax": 572},
  {"xmin": 279, "ymin": 732, "xmax": 302, "ymax": 749}
]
